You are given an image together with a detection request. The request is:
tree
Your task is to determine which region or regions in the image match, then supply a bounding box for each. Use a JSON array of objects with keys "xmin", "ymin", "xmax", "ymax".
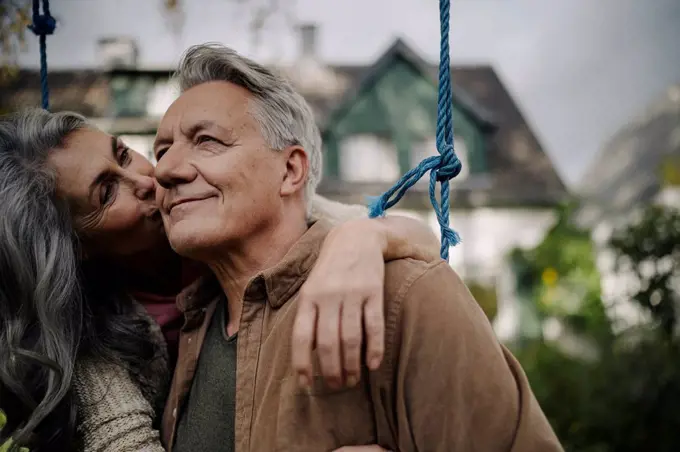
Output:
[
  {"xmin": 513, "ymin": 204, "xmax": 680, "ymax": 452},
  {"xmin": 0, "ymin": 0, "xmax": 30, "ymax": 81},
  {"xmin": 160, "ymin": 0, "xmax": 295, "ymax": 47},
  {"xmin": 509, "ymin": 202, "xmax": 610, "ymax": 343},
  {"xmin": 609, "ymin": 205, "xmax": 680, "ymax": 339}
]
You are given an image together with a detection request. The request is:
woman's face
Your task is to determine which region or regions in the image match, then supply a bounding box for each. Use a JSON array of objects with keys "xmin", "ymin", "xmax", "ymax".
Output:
[{"xmin": 48, "ymin": 127, "xmax": 166, "ymax": 259}]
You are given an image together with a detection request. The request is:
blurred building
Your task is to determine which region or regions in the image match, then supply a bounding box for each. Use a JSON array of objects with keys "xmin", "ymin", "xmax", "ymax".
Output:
[
  {"xmin": 1, "ymin": 26, "xmax": 569, "ymax": 340},
  {"xmin": 576, "ymin": 82, "xmax": 680, "ymax": 330}
]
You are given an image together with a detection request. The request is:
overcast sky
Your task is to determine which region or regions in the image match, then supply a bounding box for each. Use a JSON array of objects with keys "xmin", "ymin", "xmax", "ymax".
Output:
[{"xmin": 15, "ymin": 0, "xmax": 680, "ymax": 187}]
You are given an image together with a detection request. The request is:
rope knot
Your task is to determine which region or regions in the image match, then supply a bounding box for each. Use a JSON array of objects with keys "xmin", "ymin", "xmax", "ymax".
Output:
[
  {"xmin": 368, "ymin": 0, "xmax": 461, "ymax": 261},
  {"xmin": 29, "ymin": 14, "xmax": 56, "ymax": 36},
  {"xmin": 435, "ymin": 143, "xmax": 462, "ymax": 182}
]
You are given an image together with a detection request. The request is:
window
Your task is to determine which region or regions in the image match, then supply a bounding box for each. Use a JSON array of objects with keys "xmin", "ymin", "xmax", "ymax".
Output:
[
  {"xmin": 147, "ymin": 80, "xmax": 180, "ymax": 118},
  {"xmin": 110, "ymin": 75, "xmax": 155, "ymax": 117},
  {"xmin": 340, "ymin": 134, "xmax": 400, "ymax": 182},
  {"xmin": 411, "ymin": 137, "xmax": 469, "ymax": 181},
  {"xmin": 110, "ymin": 76, "xmax": 178, "ymax": 118}
]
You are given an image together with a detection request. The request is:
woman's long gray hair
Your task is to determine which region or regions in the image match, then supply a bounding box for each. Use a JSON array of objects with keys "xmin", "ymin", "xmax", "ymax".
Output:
[
  {"xmin": 0, "ymin": 109, "xmax": 158, "ymax": 450},
  {"xmin": 0, "ymin": 109, "xmax": 85, "ymax": 448}
]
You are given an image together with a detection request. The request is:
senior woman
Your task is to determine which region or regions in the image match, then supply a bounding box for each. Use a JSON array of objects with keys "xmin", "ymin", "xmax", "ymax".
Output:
[{"xmin": 0, "ymin": 108, "xmax": 438, "ymax": 451}]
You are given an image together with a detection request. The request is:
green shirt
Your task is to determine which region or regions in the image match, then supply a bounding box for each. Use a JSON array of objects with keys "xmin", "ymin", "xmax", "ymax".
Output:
[{"xmin": 174, "ymin": 299, "xmax": 237, "ymax": 452}]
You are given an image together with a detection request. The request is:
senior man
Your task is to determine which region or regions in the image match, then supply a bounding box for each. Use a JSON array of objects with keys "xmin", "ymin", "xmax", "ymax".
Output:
[{"xmin": 156, "ymin": 43, "xmax": 563, "ymax": 452}]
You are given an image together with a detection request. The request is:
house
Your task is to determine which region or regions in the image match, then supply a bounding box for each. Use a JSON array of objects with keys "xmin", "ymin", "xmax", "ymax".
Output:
[
  {"xmin": 575, "ymin": 82, "xmax": 680, "ymax": 330},
  {"xmin": 1, "ymin": 26, "xmax": 568, "ymax": 341},
  {"xmin": 577, "ymin": 83, "xmax": 680, "ymax": 229}
]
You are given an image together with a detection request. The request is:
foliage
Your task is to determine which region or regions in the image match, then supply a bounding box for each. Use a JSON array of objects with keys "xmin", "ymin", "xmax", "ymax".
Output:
[
  {"xmin": 0, "ymin": 0, "xmax": 30, "ymax": 83},
  {"xmin": 163, "ymin": 0, "xmax": 294, "ymax": 42},
  {"xmin": 660, "ymin": 156, "xmax": 680, "ymax": 187},
  {"xmin": 467, "ymin": 281, "xmax": 498, "ymax": 321},
  {"xmin": 509, "ymin": 203, "xmax": 610, "ymax": 340},
  {"xmin": 0, "ymin": 410, "xmax": 29, "ymax": 452},
  {"xmin": 517, "ymin": 330, "xmax": 680, "ymax": 452},
  {"xmin": 609, "ymin": 205, "xmax": 680, "ymax": 338},
  {"xmin": 512, "ymin": 204, "xmax": 680, "ymax": 452}
]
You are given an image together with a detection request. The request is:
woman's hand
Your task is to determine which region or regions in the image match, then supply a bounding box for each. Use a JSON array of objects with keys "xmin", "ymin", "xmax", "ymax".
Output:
[{"xmin": 292, "ymin": 215, "xmax": 439, "ymax": 389}]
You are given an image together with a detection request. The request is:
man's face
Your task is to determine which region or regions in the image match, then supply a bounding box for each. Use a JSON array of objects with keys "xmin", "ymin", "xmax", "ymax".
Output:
[{"xmin": 153, "ymin": 81, "xmax": 307, "ymax": 258}]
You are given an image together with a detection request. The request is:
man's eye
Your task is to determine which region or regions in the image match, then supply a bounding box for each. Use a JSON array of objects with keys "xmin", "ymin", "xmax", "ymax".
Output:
[
  {"xmin": 197, "ymin": 135, "xmax": 219, "ymax": 144},
  {"xmin": 156, "ymin": 149, "xmax": 167, "ymax": 161}
]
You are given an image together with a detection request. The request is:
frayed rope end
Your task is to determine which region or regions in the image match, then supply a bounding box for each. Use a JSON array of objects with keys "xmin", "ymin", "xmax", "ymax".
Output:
[{"xmin": 366, "ymin": 195, "xmax": 388, "ymax": 218}]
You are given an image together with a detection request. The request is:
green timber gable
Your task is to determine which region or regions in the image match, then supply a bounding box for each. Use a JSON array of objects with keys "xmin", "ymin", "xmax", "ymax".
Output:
[{"xmin": 322, "ymin": 47, "xmax": 491, "ymax": 181}]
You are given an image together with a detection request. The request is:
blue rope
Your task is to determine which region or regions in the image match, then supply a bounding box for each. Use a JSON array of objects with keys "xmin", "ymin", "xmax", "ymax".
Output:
[
  {"xmin": 28, "ymin": 0, "xmax": 56, "ymax": 110},
  {"xmin": 367, "ymin": 0, "xmax": 462, "ymax": 261}
]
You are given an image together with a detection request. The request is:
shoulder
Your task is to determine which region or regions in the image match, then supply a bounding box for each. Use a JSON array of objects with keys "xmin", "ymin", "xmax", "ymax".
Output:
[
  {"xmin": 79, "ymin": 298, "xmax": 170, "ymax": 412},
  {"xmin": 382, "ymin": 257, "xmax": 490, "ymax": 349},
  {"xmin": 383, "ymin": 257, "xmax": 458, "ymax": 308}
]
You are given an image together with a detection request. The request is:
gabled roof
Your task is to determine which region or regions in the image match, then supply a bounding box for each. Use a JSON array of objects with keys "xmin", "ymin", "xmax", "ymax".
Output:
[
  {"xmin": 576, "ymin": 83, "xmax": 680, "ymax": 226},
  {"xmin": 323, "ymin": 38, "xmax": 496, "ymax": 132},
  {"xmin": 1, "ymin": 38, "xmax": 568, "ymax": 207},
  {"xmin": 446, "ymin": 62, "xmax": 567, "ymax": 205}
]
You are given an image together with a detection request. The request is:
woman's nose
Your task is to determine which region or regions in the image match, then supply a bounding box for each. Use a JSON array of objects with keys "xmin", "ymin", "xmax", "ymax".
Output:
[{"xmin": 124, "ymin": 170, "xmax": 156, "ymax": 200}]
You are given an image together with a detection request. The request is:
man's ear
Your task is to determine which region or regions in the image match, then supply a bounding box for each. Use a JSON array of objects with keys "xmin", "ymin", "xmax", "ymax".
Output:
[{"xmin": 280, "ymin": 146, "xmax": 309, "ymax": 197}]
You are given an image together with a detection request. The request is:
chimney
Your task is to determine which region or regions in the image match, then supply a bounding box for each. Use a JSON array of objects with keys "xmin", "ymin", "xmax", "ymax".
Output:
[
  {"xmin": 97, "ymin": 37, "xmax": 139, "ymax": 69},
  {"xmin": 297, "ymin": 23, "xmax": 318, "ymax": 59},
  {"xmin": 286, "ymin": 22, "xmax": 347, "ymax": 97}
]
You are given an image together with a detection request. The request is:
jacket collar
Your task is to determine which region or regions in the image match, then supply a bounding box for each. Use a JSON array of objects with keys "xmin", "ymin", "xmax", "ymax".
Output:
[{"xmin": 175, "ymin": 219, "xmax": 333, "ymax": 311}]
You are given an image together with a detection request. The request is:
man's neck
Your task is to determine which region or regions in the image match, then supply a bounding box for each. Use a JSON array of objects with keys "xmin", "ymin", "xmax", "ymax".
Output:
[{"xmin": 208, "ymin": 216, "xmax": 308, "ymax": 335}]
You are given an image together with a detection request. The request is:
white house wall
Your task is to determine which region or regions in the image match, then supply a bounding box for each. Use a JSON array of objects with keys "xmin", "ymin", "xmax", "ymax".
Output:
[
  {"xmin": 388, "ymin": 206, "xmax": 556, "ymax": 340},
  {"xmin": 146, "ymin": 79, "xmax": 181, "ymax": 119},
  {"xmin": 441, "ymin": 208, "xmax": 556, "ymax": 280},
  {"xmin": 448, "ymin": 208, "xmax": 556, "ymax": 340},
  {"xmin": 339, "ymin": 134, "xmax": 401, "ymax": 182}
]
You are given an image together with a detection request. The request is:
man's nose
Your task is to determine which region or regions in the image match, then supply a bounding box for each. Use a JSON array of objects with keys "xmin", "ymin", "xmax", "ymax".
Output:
[{"xmin": 154, "ymin": 145, "xmax": 196, "ymax": 189}]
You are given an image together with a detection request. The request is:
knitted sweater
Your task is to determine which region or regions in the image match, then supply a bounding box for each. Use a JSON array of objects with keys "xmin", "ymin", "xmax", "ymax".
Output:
[
  {"xmin": 73, "ymin": 302, "xmax": 170, "ymax": 452},
  {"xmin": 72, "ymin": 195, "xmax": 369, "ymax": 451}
]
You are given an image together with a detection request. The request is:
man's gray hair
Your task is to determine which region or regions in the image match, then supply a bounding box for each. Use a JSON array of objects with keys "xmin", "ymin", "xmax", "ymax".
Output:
[{"xmin": 174, "ymin": 43, "xmax": 322, "ymax": 215}]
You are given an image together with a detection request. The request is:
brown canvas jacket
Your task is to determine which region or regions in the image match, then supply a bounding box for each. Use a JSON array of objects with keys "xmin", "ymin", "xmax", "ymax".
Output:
[{"xmin": 162, "ymin": 220, "xmax": 563, "ymax": 451}]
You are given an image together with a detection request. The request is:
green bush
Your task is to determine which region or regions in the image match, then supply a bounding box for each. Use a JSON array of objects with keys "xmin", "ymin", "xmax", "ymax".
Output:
[{"xmin": 512, "ymin": 204, "xmax": 680, "ymax": 451}]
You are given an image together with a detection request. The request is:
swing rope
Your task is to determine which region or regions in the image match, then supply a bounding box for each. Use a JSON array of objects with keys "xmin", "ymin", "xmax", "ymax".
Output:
[
  {"xmin": 25, "ymin": 0, "xmax": 460, "ymax": 256},
  {"xmin": 367, "ymin": 0, "xmax": 462, "ymax": 261},
  {"xmin": 28, "ymin": 0, "xmax": 56, "ymax": 110}
]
